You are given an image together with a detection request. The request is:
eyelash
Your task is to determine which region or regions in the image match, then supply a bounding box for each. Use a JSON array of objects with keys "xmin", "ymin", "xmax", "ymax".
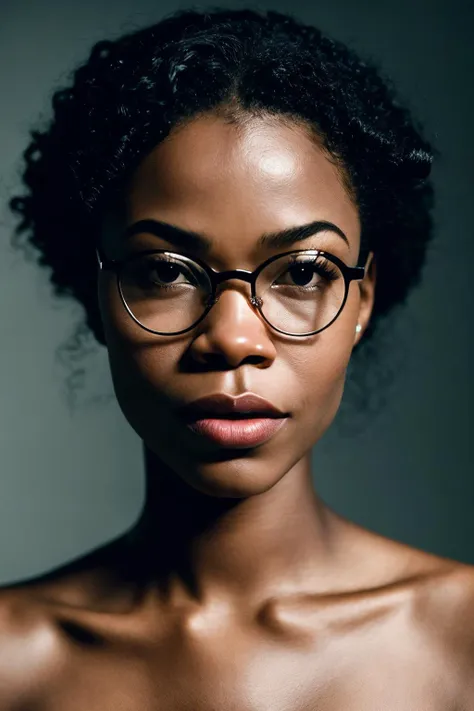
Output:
[
  {"xmin": 287, "ymin": 255, "xmax": 339, "ymax": 281},
  {"xmin": 136, "ymin": 254, "xmax": 341, "ymax": 295}
]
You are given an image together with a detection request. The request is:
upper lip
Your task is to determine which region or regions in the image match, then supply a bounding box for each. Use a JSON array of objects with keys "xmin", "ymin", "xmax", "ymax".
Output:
[{"xmin": 178, "ymin": 393, "xmax": 287, "ymax": 420}]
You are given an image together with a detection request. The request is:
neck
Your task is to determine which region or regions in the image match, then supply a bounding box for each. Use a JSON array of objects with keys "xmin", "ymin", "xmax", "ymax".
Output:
[{"xmin": 122, "ymin": 444, "xmax": 340, "ymax": 607}]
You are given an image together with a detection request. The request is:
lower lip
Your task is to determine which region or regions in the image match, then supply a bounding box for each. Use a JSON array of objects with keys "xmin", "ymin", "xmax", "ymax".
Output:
[{"xmin": 186, "ymin": 417, "xmax": 288, "ymax": 448}]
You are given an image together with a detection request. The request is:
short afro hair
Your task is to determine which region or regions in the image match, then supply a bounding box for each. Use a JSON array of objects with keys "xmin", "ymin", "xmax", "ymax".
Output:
[{"xmin": 9, "ymin": 6, "xmax": 436, "ymax": 422}]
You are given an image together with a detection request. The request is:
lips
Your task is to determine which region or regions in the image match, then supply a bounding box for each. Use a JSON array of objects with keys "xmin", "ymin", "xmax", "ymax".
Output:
[
  {"xmin": 178, "ymin": 392, "xmax": 286, "ymax": 421},
  {"xmin": 177, "ymin": 393, "xmax": 289, "ymax": 448}
]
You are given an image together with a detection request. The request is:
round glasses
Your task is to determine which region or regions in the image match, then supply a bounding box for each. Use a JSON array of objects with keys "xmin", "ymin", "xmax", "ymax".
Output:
[{"xmin": 96, "ymin": 247, "xmax": 367, "ymax": 337}]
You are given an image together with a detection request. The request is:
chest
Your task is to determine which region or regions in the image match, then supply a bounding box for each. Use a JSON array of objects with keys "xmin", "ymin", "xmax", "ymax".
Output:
[{"xmin": 13, "ymin": 611, "xmax": 457, "ymax": 711}]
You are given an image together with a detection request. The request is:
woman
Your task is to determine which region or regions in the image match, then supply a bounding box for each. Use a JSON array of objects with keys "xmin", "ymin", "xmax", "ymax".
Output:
[{"xmin": 2, "ymin": 6, "xmax": 473, "ymax": 708}]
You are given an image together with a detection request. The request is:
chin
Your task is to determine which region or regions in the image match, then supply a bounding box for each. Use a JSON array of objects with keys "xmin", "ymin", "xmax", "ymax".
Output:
[{"xmin": 144, "ymin": 434, "xmax": 303, "ymax": 499}]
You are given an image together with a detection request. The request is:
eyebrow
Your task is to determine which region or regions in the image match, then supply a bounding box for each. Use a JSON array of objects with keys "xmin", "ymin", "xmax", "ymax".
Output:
[{"xmin": 123, "ymin": 218, "xmax": 349, "ymax": 253}]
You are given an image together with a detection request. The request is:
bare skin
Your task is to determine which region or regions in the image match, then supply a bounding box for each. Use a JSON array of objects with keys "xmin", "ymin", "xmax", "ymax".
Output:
[{"xmin": 1, "ymin": 112, "xmax": 473, "ymax": 709}]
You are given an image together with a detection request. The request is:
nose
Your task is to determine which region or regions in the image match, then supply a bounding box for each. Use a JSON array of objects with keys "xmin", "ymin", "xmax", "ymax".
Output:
[{"xmin": 188, "ymin": 287, "xmax": 277, "ymax": 369}]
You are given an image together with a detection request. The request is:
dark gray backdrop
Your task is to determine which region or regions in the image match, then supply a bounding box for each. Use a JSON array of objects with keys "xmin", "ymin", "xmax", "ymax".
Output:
[{"xmin": 0, "ymin": 0, "xmax": 472, "ymax": 584}]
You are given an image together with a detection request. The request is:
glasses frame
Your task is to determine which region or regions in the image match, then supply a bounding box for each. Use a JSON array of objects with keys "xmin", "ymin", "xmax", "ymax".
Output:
[{"xmin": 96, "ymin": 245, "xmax": 368, "ymax": 337}]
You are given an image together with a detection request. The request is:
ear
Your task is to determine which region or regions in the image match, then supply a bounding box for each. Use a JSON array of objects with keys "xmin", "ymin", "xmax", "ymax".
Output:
[{"xmin": 354, "ymin": 251, "xmax": 376, "ymax": 345}]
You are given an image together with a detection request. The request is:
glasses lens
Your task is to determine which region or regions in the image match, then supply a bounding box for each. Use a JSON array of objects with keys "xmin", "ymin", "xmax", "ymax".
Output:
[
  {"xmin": 256, "ymin": 252, "xmax": 346, "ymax": 335},
  {"xmin": 119, "ymin": 252, "xmax": 212, "ymax": 334}
]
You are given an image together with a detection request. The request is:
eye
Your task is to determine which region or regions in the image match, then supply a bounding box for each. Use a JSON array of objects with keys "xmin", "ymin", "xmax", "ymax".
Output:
[
  {"xmin": 133, "ymin": 255, "xmax": 200, "ymax": 289},
  {"xmin": 146, "ymin": 258, "xmax": 190, "ymax": 286},
  {"xmin": 274, "ymin": 257, "xmax": 340, "ymax": 289}
]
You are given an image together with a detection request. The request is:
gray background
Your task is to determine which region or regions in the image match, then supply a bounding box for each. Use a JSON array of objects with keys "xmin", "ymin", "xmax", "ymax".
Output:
[{"xmin": 0, "ymin": 0, "xmax": 472, "ymax": 584}]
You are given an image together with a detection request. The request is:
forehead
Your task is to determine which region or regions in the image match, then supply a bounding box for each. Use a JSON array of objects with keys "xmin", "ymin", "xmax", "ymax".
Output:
[{"xmin": 122, "ymin": 113, "xmax": 360, "ymax": 264}]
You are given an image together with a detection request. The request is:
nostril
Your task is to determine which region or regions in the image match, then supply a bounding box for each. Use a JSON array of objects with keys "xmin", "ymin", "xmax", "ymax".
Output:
[
  {"xmin": 202, "ymin": 352, "xmax": 231, "ymax": 370},
  {"xmin": 201, "ymin": 352, "xmax": 268, "ymax": 370},
  {"xmin": 245, "ymin": 354, "xmax": 267, "ymax": 365}
]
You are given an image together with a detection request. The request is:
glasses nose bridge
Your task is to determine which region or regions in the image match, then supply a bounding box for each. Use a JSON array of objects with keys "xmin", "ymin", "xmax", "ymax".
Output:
[
  {"xmin": 211, "ymin": 268, "xmax": 262, "ymax": 309},
  {"xmin": 213, "ymin": 268, "xmax": 254, "ymax": 288}
]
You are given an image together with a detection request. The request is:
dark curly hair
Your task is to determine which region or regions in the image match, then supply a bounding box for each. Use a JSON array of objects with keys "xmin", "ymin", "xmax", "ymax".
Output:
[{"xmin": 9, "ymin": 6, "xmax": 436, "ymax": 426}]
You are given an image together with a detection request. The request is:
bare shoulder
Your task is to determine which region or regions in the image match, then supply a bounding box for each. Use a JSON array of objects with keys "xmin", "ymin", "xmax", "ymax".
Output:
[
  {"xmin": 0, "ymin": 561, "xmax": 101, "ymax": 709},
  {"xmin": 0, "ymin": 537, "xmax": 137, "ymax": 707},
  {"xmin": 415, "ymin": 559, "xmax": 474, "ymax": 707},
  {"xmin": 368, "ymin": 525, "xmax": 474, "ymax": 700},
  {"xmin": 0, "ymin": 585, "xmax": 60, "ymax": 707},
  {"xmin": 337, "ymin": 516, "xmax": 474, "ymax": 704},
  {"xmin": 374, "ymin": 535, "xmax": 474, "ymax": 706}
]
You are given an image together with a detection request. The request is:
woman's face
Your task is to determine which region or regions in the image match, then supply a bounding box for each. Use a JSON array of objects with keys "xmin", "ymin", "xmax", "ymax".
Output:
[{"xmin": 98, "ymin": 113, "xmax": 375, "ymax": 497}]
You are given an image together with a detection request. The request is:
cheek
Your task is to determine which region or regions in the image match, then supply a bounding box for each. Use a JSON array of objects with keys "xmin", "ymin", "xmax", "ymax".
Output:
[
  {"xmin": 104, "ymin": 336, "xmax": 188, "ymax": 461},
  {"xmin": 294, "ymin": 284, "xmax": 360, "ymax": 426},
  {"xmin": 97, "ymin": 274, "xmax": 181, "ymax": 412}
]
